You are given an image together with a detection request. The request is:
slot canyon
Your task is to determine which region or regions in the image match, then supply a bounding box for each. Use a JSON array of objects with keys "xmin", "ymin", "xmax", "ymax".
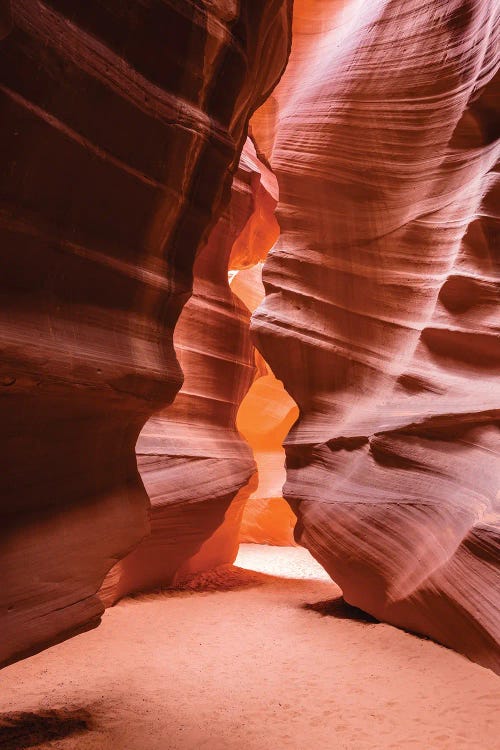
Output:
[{"xmin": 0, "ymin": 1, "xmax": 499, "ymax": 748}]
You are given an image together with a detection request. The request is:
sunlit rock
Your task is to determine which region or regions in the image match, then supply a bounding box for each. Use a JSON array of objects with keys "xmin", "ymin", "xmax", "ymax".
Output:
[{"xmin": 252, "ymin": 0, "xmax": 500, "ymax": 672}]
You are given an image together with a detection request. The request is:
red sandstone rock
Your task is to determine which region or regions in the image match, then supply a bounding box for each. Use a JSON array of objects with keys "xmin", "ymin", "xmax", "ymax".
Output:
[
  {"xmin": 0, "ymin": 1, "xmax": 11, "ymax": 39},
  {"xmin": 2, "ymin": 0, "xmax": 498, "ymax": 678},
  {"xmin": 0, "ymin": 0, "xmax": 292, "ymax": 666},
  {"xmin": 101, "ymin": 138, "xmax": 296, "ymax": 602},
  {"xmin": 100, "ymin": 139, "xmax": 268, "ymax": 603},
  {"xmin": 252, "ymin": 0, "xmax": 500, "ymax": 671}
]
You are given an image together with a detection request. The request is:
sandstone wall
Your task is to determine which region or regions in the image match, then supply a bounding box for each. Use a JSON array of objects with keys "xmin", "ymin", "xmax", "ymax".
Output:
[
  {"xmin": 252, "ymin": 0, "xmax": 500, "ymax": 671},
  {"xmin": 0, "ymin": 0, "xmax": 292, "ymax": 666}
]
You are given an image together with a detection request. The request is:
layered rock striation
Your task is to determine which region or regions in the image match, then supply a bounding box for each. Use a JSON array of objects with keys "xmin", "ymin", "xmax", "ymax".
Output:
[
  {"xmin": 0, "ymin": 0, "xmax": 292, "ymax": 666},
  {"xmin": 101, "ymin": 139, "xmax": 278, "ymax": 602},
  {"xmin": 252, "ymin": 0, "xmax": 500, "ymax": 671},
  {"xmin": 3, "ymin": 0, "xmax": 498, "ymax": 675}
]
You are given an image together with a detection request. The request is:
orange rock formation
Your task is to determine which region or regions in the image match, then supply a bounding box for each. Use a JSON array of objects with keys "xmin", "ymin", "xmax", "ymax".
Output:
[{"xmin": 233, "ymin": 265, "xmax": 299, "ymax": 546}]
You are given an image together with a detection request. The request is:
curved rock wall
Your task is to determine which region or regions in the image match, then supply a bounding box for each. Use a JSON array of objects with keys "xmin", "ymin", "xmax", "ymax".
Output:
[
  {"xmin": 252, "ymin": 0, "xmax": 500, "ymax": 671},
  {"xmin": 100, "ymin": 139, "xmax": 274, "ymax": 602},
  {"xmin": 0, "ymin": 0, "xmax": 292, "ymax": 666},
  {"xmin": 233, "ymin": 264, "xmax": 298, "ymax": 546}
]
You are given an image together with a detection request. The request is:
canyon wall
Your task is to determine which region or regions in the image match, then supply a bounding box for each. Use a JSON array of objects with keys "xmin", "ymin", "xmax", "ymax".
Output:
[
  {"xmin": 252, "ymin": 0, "xmax": 500, "ymax": 671},
  {"xmin": 2, "ymin": 0, "xmax": 498, "ymax": 675},
  {"xmin": 233, "ymin": 264, "xmax": 298, "ymax": 546},
  {"xmin": 100, "ymin": 139, "xmax": 278, "ymax": 603},
  {"xmin": 0, "ymin": 0, "xmax": 292, "ymax": 667}
]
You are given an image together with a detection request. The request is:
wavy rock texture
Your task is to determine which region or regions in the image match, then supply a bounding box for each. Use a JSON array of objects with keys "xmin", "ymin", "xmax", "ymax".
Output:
[
  {"xmin": 100, "ymin": 139, "xmax": 275, "ymax": 603},
  {"xmin": 252, "ymin": 0, "xmax": 500, "ymax": 671},
  {"xmin": 232, "ymin": 265, "xmax": 298, "ymax": 545},
  {"xmin": 0, "ymin": 0, "xmax": 292, "ymax": 666}
]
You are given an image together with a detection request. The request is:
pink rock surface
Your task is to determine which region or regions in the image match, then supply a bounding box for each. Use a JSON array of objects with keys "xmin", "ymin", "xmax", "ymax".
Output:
[
  {"xmin": 0, "ymin": 0, "xmax": 292, "ymax": 666},
  {"xmin": 252, "ymin": 0, "xmax": 500, "ymax": 671}
]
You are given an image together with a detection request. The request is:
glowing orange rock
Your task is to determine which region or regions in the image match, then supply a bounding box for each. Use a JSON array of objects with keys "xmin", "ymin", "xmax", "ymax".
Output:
[{"xmin": 231, "ymin": 265, "xmax": 299, "ymax": 545}]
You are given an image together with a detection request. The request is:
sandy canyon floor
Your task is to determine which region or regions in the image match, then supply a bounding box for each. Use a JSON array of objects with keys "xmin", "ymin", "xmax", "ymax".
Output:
[{"xmin": 0, "ymin": 544, "xmax": 499, "ymax": 750}]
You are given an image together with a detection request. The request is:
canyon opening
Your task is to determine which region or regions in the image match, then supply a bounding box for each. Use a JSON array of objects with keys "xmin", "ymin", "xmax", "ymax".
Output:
[{"xmin": 0, "ymin": 1, "xmax": 499, "ymax": 749}]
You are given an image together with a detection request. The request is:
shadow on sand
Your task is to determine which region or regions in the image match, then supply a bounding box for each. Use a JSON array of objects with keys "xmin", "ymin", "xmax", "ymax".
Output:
[
  {"xmin": 0, "ymin": 708, "xmax": 92, "ymax": 749},
  {"xmin": 126, "ymin": 564, "xmax": 289, "ymax": 601},
  {"xmin": 304, "ymin": 596, "xmax": 379, "ymax": 623}
]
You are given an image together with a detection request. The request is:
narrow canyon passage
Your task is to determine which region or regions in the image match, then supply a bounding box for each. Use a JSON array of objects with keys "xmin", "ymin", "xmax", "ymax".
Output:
[
  {"xmin": 1, "ymin": 2, "xmax": 499, "ymax": 747},
  {"xmin": 1, "ymin": 545, "xmax": 498, "ymax": 750}
]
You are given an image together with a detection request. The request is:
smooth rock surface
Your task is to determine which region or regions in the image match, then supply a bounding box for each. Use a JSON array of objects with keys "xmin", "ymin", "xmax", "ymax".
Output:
[
  {"xmin": 0, "ymin": 0, "xmax": 292, "ymax": 666},
  {"xmin": 100, "ymin": 140, "xmax": 273, "ymax": 602},
  {"xmin": 233, "ymin": 264, "xmax": 299, "ymax": 545},
  {"xmin": 252, "ymin": 0, "xmax": 500, "ymax": 671}
]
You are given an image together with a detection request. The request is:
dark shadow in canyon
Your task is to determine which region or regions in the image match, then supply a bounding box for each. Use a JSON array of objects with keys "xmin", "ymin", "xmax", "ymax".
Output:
[
  {"xmin": 305, "ymin": 597, "xmax": 441, "ymax": 649},
  {"xmin": 0, "ymin": 708, "xmax": 93, "ymax": 749},
  {"xmin": 304, "ymin": 597, "xmax": 379, "ymax": 624}
]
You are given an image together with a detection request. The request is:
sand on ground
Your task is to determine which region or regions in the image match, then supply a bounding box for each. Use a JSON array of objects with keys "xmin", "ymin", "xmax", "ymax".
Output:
[{"xmin": 0, "ymin": 544, "xmax": 499, "ymax": 750}]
